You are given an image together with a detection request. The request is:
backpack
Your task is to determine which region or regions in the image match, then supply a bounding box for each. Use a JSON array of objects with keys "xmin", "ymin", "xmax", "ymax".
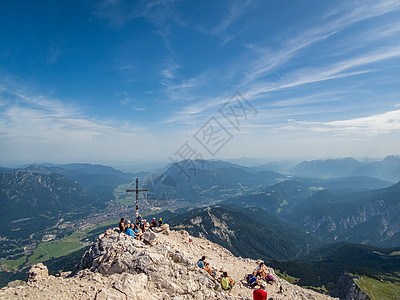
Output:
[
  {"xmin": 197, "ymin": 259, "xmax": 204, "ymax": 269},
  {"xmin": 246, "ymin": 274, "xmax": 257, "ymax": 286},
  {"xmin": 221, "ymin": 277, "xmax": 230, "ymax": 290},
  {"xmin": 266, "ymin": 275, "xmax": 274, "ymax": 283}
]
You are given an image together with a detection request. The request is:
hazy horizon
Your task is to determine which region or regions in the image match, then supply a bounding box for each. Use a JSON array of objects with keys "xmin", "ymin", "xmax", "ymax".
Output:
[{"xmin": 1, "ymin": 154, "xmax": 398, "ymax": 172}]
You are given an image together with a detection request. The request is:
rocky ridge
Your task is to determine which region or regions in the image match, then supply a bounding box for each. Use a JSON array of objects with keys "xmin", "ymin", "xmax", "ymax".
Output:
[
  {"xmin": 0, "ymin": 225, "xmax": 338, "ymax": 299},
  {"xmin": 331, "ymin": 273, "xmax": 370, "ymax": 300}
]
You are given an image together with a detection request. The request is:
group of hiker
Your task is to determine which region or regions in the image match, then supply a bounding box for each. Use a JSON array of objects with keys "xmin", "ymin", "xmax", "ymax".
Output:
[
  {"xmin": 119, "ymin": 215, "xmax": 164, "ymax": 240},
  {"xmin": 245, "ymin": 261, "xmax": 275, "ymax": 300},
  {"xmin": 197, "ymin": 256, "xmax": 235, "ymax": 290},
  {"xmin": 119, "ymin": 216, "xmax": 273, "ymax": 299},
  {"xmin": 196, "ymin": 256, "xmax": 273, "ymax": 299}
]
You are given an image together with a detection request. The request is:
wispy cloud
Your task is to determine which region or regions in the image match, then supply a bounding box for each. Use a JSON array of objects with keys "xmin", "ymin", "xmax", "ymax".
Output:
[
  {"xmin": 160, "ymin": 59, "xmax": 180, "ymax": 80},
  {"xmin": 208, "ymin": 0, "xmax": 252, "ymax": 44},
  {"xmin": 118, "ymin": 93, "xmax": 147, "ymax": 111},
  {"xmin": 244, "ymin": 0, "xmax": 400, "ymax": 84},
  {"xmin": 93, "ymin": 0, "xmax": 181, "ymax": 28},
  {"xmin": 270, "ymin": 91, "xmax": 350, "ymax": 107},
  {"xmin": 244, "ymin": 46, "xmax": 400, "ymax": 100},
  {"xmin": 46, "ymin": 45, "xmax": 61, "ymax": 65},
  {"xmin": 283, "ymin": 109, "xmax": 400, "ymax": 135},
  {"xmin": 0, "ymin": 86, "xmax": 150, "ymax": 147},
  {"xmin": 163, "ymin": 0, "xmax": 400, "ymax": 124}
]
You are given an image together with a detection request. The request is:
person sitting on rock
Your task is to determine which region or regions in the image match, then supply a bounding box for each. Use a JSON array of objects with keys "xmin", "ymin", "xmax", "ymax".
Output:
[
  {"xmin": 246, "ymin": 271, "xmax": 261, "ymax": 287},
  {"xmin": 125, "ymin": 219, "xmax": 132, "ymax": 228},
  {"xmin": 253, "ymin": 281, "xmax": 268, "ymax": 300},
  {"xmin": 133, "ymin": 229, "xmax": 142, "ymax": 241},
  {"xmin": 159, "ymin": 217, "xmax": 163, "ymax": 227},
  {"xmin": 125, "ymin": 223, "xmax": 135, "ymax": 238},
  {"xmin": 119, "ymin": 218, "xmax": 126, "ymax": 233},
  {"xmin": 197, "ymin": 256, "xmax": 214, "ymax": 276},
  {"xmin": 150, "ymin": 217, "xmax": 157, "ymax": 229},
  {"xmin": 220, "ymin": 271, "xmax": 235, "ymax": 291},
  {"xmin": 140, "ymin": 220, "xmax": 146, "ymax": 231},
  {"xmin": 254, "ymin": 261, "xmax": 267, "ymax": 280},
  {"xmin": 133, "ymin": 225, "xmax": 142, "ymax": 240}
]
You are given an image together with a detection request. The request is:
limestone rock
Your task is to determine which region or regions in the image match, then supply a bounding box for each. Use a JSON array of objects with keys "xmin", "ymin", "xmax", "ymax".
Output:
[
  {"xmin": 0, "ymin": 227, "xmax": 338, "ymax": 300},
  {"xmin": 331, "ymin": 273, "xmax": 370, "ymax": 300},
  {"xmin": 94, "ymin": 288, "xmax": 124, "ymax": 300},
  {"xmin": 162, "ymin": 224, "xmax": 170, "ymax": 235},
  {"xmin": 27, "ymin": 263, "xmax": 48, "ymax": 282},
  {"xmin": 6, "ymin": 280, "xmax": 26, "ymax": 288},
  {"xmin": 142, "ymin": 230, "xmax": 159, "ymax": 245}
]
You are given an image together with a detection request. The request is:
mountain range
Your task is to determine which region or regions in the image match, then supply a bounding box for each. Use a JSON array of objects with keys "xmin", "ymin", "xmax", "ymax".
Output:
[
  {"xmin": 23, "ymin": 163, "xmax": 134, "ymax": 202},
  {"xmin": 291, "ymin": 181, "xmax": 400, "ymax": 247},
  {"xmin": 290, "ymin": 155, "xmax": 400, "ymax": 182},
  {"xmin": 0, "ymin": 169, "xmax": 101, "ymax": 239},
  {"xmin": 144, "ymin": 159, "xmax": 285, "ymax": 205},
  {"xmin": 166, "ymin": 204, "xmax": 400, "ymax": 295},
  {"xmin": 1, "ymin": 156, "xmax": 400, "ymax": 296},
  {"xmin": 168, "ymin": 205, "xmax": 319, "ymax": 261},
  {"xmin": 0, "ymin": 163, "xmax": 134, "ymax": 239}
]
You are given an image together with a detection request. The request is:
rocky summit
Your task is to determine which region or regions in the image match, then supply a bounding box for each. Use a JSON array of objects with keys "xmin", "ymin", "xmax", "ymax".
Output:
[{"xmin": 0, "ymin": 225, "xmax": 337, "ymax": 299}]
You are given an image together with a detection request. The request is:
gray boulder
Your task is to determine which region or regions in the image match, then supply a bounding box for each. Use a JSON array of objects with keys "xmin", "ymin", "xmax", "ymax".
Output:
[
  {"xmin": 27, "ymin": 263, "xmax": 48, "ymax": 282},
  {"xmin": 142, "ymin": 230, "xmax": 159, "ymax": 245}
]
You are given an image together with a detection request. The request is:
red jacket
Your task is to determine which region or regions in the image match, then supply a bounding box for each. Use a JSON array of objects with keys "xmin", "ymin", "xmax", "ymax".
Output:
[{"xmin": 253, "ymin": 289, "xmax": 268, "ymax": 300}]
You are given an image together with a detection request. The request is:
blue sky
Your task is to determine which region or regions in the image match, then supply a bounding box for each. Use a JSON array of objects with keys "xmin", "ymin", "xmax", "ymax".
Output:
[{"xmin": 1, "ymin": 0, "xmax": 400, "ymax": 166}]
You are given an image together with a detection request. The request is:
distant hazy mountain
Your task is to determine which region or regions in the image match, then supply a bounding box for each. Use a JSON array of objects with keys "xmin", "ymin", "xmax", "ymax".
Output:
[
  {"xmin": 290, "ymin": 155, "xmax": 400, "ymax": 182},
  {"xmin": 144, "ymin": 159, "xmax": 285, "ymax": 205},
  {"xmin": 28, "ymin": 163, "xmax": 133, "ymax": 185},
  {"xmin": 0, "ymin": 169, "xmax": 103, "ymax": 238},
  {"xmin": 291, "ymin": 157, "xmax": 364, "ymax": 177},
  {"xmin": 223, "ymin": 178, "xmax": 318, "ymax": 216},
  {"xmin": 292, "ymin": 181, "xmax": 400, "ymax": 247},
  {"xmin": 353, "ymin": 155, "xmax": 400, "ymax": 182},
  {"xmin": 224, "ymin": 157, "xmax": 270, "ymax": 167},
  {"xmin": 222, "ymin": 176, "xmax": 391, "ymax": 217},
  {"xmin": 320, "ymin": 176, "xmax": 392, "ymax": 193},
  {"xmin": 24, "ymin": 163, "xmax": 134, "ymax": 202},
  {"xmin": 168, "ymin": 205, "xmax": 319, "ymax": 261},
  {"xmin": 250, "ymin": 160, "xmax": 299, "ymax": 173},
  {"xmin": 198, "ymin": 159, "xmax": 253, "ymax": 171}
]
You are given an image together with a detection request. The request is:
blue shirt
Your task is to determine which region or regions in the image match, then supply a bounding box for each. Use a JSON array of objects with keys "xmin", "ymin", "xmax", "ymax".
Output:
[
  {"xmin": 197, "ymin": 260, "xmax": 205, "ymax": 269},
  {"xmin": 125, "ymin": 227, "xmax": 135, "ymax": 237},
  {"xmin": 249, "ymin": 276, "xmax": 257, "ymax": 285}
]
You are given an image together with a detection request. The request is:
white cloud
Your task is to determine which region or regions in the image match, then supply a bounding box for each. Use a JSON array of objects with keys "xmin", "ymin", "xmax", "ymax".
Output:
[
  {"xmin": 0, "ymin": 87, "xmax": 162, "ymax": 163},
  {"xmin": 161, "ymin": 60, "xmax": 180, "ymax": 80},
  {"xmin": 283, "ymin": 109, "xmax": 400, "ymax": 135},
  {"xmin": 164, "ymin": 0, "xmax": 400, "ymax": 123},
  {"xmin": 243, "ymin": 45, "xmax": 400, "ymax": 101},
  {"xmin": 244, "ymin": 0, "xmax": 400, "ymax": 84},
  {"xmin": 211, "ymin": 0, "xmax": 251, "ymax": 35},
  {"xmin": 270, "ymin": 91, "xmax": 349, "ymax": 107}
]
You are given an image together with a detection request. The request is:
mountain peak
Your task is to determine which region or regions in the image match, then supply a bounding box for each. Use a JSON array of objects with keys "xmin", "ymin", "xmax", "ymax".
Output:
[
  {"xmin": 0, "ymin": 227, "xmax": 336, "ymax": 300},
  {"xmin": 383, "ymin": 155, "xmax": 400, "ymax": 164}
]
